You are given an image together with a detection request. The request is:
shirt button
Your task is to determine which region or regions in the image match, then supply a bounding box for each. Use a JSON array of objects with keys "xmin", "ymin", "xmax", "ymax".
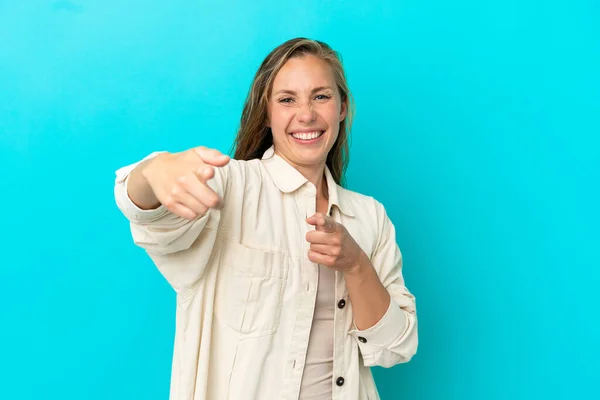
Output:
[
  {"xmin": 358, "ymin": 336, "xmax": 367, "ymax": 343},
  {"xmin": 337, "ymin": 299, "xmax": 346, "ymax": 309},
  {"xmin": 336, "ymin": 377, "xmax": 345, "ymax": 386}
]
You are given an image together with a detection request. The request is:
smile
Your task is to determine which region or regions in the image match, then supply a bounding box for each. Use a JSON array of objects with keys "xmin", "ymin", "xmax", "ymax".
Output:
[{"xmin": 290, "ymin": 131, "xmax": 324, "ymax": 141}]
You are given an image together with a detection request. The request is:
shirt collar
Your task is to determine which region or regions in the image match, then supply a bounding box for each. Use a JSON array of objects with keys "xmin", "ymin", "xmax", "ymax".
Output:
[{"xmin": 261, "ymin": 145, "xmax": 356, "ymax": 217}]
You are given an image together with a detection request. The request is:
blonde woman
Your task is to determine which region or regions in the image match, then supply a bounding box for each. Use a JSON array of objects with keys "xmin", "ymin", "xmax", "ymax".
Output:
[{"xmin": 114, "ymin": 37, "xmax": 418, "ymax": 400}]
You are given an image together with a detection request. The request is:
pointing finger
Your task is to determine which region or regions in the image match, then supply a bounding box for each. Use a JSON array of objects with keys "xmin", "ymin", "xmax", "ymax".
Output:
[
  {"xmin": 194, "ymin": 146, "xmax": 230, "ymax": 167},
  {"xmin": 307, "ymin": 213, "xmax": 336, "ymax": 233}
]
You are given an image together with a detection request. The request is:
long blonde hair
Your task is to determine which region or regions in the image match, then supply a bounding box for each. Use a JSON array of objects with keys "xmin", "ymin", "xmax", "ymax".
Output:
[{"xmin": 231, "ymin": 37, "xmax": 355, "ymax": 187}]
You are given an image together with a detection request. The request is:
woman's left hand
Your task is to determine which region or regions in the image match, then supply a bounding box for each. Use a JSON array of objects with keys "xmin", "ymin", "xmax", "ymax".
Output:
[{"xmin": 306, "ymin": 212, "xmax": 366, "ymax": 274}]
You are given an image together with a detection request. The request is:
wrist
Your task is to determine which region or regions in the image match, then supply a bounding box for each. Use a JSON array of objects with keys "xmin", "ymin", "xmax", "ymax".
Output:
[
  {"xmin": 140, "ymin": 152, "xmax": 165, "ymax": 181},
  {"xmin": 344, "ymin": 251, "xmax": 371, "ymax": 279}
]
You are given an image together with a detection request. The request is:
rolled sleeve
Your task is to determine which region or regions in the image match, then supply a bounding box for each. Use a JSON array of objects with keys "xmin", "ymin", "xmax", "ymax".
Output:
[
  {"xmin": 349, "ymin": 298, "xmax": 409, "ymax": 347},
  {"xmin": 349, "ymin": 298, "xmax": 415, "ymax": 367}
]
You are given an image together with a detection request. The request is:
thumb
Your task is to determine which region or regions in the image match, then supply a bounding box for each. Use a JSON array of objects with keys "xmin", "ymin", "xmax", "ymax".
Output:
[{"xmin": 194, "ymin": 146, "xmax": 230, "ymax": 167}]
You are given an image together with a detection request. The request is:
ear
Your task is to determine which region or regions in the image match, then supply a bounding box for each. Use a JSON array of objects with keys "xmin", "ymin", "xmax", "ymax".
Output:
[{"xmin": 339, "ymin": 100, "xmax": 348, "ymax": 122}]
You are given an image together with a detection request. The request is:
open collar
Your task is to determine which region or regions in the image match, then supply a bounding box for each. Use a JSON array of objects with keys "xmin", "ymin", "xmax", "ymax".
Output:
[{"xmin": 260, "ymin": 146, "xmax": 355, "ymax": 217}]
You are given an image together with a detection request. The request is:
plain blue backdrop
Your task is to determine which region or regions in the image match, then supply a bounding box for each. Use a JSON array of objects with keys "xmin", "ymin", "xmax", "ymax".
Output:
[{"xmin": 1, "ymin": 1, "xmax": 598, "ymax": 399}]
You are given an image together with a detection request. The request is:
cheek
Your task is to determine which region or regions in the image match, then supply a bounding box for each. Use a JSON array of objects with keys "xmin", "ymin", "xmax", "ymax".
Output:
[
  {"xmin": 323, "ymin": 103, "xmax": 342, "ymax": 122},
  {"xmin": 269, "ymin": 107, "xmax": 295, "ymax": 144},
  {"xmin": 270, "ymin": 106, "xmax": 294, "ymax": 129}
]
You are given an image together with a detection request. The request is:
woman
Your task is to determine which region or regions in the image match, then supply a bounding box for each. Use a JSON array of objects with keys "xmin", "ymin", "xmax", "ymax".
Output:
[{"xmin": 114, "ymin": 38, "xmax": 418, "ymax": 400}]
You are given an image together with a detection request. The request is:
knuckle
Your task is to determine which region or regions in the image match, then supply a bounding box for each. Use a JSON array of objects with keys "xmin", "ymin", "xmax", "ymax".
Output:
[
  {"xmin": 206, "ymin": 196, "xmax": 219, "ymax": 208},
  {"xmin": 191, "ymin": 146, "xmax": 206, "ymax": 157},
  {"xmin": 170, "ymin": 185, "xmax": 181, "ymax": 196},
  {"xmin": 184, "ymin": 211, "xmax": 198, "ymax": 220},
  {"xmin": 163, "ymin": 196, "xmax": 177, "ymax": 209},
  {"xmin": 177, "ymin": 174, "xmax": 188, "ymax": 184}
]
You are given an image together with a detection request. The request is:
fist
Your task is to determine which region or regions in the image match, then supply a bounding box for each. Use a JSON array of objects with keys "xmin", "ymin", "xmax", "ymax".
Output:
[
  {"xmin": 142, "ymin": 146, "xmax": 230, "ymax": 220},
  {"xmin": 305, "ymin": 212, "xmax": 365, "ymax": 273}
]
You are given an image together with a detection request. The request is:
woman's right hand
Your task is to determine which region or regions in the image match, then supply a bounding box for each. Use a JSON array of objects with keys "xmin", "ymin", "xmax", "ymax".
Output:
[{"xmin": 139, "ymin": 146, "xmax": 231, "ymax": 220}]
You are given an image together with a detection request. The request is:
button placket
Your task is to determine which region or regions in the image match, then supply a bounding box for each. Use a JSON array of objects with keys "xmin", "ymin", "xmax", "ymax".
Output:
[{"xmin": 301, "ymin": 183, "xmax": 318, "ymax": 291}]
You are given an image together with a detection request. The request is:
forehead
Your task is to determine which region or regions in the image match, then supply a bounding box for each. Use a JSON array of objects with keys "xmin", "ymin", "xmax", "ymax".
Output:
[{"xmin": 272, "ymin": 54, "xmax": 336, "ymax": 90}]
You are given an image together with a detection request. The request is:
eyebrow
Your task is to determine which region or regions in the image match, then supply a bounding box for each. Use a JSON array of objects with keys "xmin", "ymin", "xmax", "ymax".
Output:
[{"xmin": 274, "ymin": 86, "xmax": 334, "ymax": 96}]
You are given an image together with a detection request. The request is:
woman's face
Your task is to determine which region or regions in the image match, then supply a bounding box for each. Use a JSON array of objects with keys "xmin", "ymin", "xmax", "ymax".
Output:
[{"xmin": 267, "ymin": 54, "xmax": 347, "ymax": 171}]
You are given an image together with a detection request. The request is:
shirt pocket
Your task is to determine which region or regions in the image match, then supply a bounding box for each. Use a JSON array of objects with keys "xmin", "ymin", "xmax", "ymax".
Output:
[{"xmin": 215, "ymin": 242, "xmax": 289, "ymax": 339}]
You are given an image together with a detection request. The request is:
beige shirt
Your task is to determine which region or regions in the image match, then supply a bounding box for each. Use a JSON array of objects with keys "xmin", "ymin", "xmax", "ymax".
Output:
[{"xmin": 114, "ymin": 146, "xmax": 418, "ymax": 400}]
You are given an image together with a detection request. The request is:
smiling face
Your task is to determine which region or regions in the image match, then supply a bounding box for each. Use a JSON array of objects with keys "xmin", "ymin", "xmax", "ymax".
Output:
[{"xmin": 267, "ymin": 54, "xmax": 347, "ymax": 172}]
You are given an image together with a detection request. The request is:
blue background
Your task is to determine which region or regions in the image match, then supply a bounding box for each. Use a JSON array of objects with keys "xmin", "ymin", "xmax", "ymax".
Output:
[{"xmin": 1, "ymin": 1, "xmax": 598, "ymax": 399}]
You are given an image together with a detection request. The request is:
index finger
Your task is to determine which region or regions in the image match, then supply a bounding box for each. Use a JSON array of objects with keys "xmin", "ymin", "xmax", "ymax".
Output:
[
  {"xmin": 308, "ymin": 213, "xmax": 337, "ymax": 233},
  {"xmin": 194, "ymin": 146, "xmax": 230, "ymax": 167}
]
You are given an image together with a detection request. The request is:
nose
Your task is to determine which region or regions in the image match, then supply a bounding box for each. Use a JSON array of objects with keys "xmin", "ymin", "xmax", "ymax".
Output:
[{"xmin": 296, "ymin": 104, "xmax": 316, "ymax": 124}]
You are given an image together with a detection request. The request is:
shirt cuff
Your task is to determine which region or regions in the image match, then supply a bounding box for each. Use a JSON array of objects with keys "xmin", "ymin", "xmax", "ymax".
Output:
[{"xmin": 348, "ymin": 298, "xmax": 409, "ymax": 349}]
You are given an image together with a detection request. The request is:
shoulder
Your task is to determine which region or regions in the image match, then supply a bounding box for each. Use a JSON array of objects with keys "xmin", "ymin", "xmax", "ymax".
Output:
[
  {"xmin": 338, "ymin": 185, "xmax": 393, "ymax": 239},
  {"xmin": 226, "ymin": 157, "xmax": 263, "ymax": 172},
  {"xmin": 339, "ymin": 185, "xmax": 388, "ymax": 220}
]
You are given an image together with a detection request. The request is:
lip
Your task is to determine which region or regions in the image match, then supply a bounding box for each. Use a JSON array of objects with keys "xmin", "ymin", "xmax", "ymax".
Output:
[{"xmin": 288, "ymin": 129, "xmax": 326, "ymax": 134}]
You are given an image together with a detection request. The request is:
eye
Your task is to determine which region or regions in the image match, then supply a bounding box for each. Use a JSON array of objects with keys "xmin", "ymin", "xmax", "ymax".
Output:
[
  {"xmin": 315, "ymin": 94, "xmax": 331, "ymax": 101},
  {"xmin": 278, "ymin": 97, "xmax": 294, "ymax": 104}
]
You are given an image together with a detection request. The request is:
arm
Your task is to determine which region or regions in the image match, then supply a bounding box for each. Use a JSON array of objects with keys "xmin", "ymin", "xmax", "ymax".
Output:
[
  {"xmin": 305, "ymin": 207, "xmax": 418, "ymax": 367},
  {"xmin": 346, "ymin": 204, "xmax": 418, "ymax": 368},
  {"xmin": 343, "ymin": 253, "xmax": 391, "ymax": 331},
  {"xmin": 125, "ymin": 156, "xmax": 162, "ymax": 210},
  {"xmin": 126, "ymin": 146, "xmax": 229, "ymax": 216},
  {"xmin": 114, "ymin": 146, "xmax": 231, "ymax": 290}
]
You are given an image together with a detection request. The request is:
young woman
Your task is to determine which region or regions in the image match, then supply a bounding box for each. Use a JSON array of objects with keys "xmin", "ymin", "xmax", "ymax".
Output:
[{"xmin": 114, "ymin": 37, "xmax": 418, "ymax": 400}]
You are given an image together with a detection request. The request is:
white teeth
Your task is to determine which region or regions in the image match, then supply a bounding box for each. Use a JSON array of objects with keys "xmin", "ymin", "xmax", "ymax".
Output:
[{"xmin": 292, "ymin": 131, "xmax": 323, "ymax": 140}]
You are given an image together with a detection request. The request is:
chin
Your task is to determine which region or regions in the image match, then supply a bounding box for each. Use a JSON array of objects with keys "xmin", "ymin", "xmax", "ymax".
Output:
[{"xmin": 294, "ymin": 146, "xmax": 331, "ymax": 166}]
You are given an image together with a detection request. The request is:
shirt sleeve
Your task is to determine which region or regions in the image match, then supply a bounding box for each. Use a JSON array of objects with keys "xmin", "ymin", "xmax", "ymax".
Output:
[
  {"xmin": 348, "ymin": 201, "xmax": 418, "ymax": 368},
  {"xmin": 113, "ymin": 151, "xmax": 231, "ymax": 290}
]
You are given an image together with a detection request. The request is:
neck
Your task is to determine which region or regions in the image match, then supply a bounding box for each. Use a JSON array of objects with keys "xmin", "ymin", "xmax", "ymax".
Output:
[
  {"xmin": 298, "ymin": 163, "xmax": 328, "ymax": 200},
  {"xmin": 275, "ymin": 151, "xmax": 329, "ymax": 201}
]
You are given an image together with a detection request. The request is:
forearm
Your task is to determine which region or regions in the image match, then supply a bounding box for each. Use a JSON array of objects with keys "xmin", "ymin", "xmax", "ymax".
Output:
[
  {"xmin": 127, "ymin": 158, "xmax": 161, "ymax": 210},
  {"xmin": 344, "ymin": 251, "xmax": 391, "ymax": 330}
]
